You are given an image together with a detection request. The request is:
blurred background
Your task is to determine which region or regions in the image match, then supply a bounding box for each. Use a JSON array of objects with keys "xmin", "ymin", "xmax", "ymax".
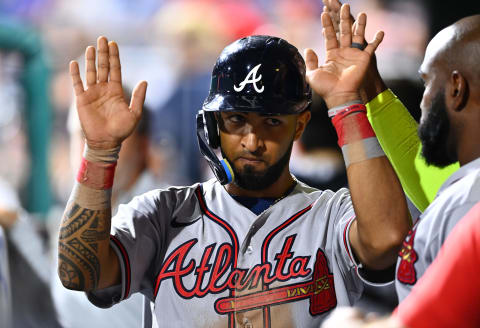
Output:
[{"xmin": 0, "ymin": 0, "xmax": 478, "ymax": 327}]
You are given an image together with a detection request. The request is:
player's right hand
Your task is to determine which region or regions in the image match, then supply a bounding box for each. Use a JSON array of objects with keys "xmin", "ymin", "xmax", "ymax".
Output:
[{"xmin": 69, "ymin": 36, "xmax": 147, "ymax": 150}]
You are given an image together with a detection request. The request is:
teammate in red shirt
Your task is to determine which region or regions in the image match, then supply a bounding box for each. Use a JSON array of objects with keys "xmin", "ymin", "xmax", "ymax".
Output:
[{"xmin": 322, "ymin": 201, "xmax": 480, "ymax": 328}]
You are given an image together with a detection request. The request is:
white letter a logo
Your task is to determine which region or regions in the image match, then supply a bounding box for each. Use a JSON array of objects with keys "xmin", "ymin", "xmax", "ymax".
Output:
[{"xmin": 234, "ymin": 64, "xmax": 264, "ymax": 93}]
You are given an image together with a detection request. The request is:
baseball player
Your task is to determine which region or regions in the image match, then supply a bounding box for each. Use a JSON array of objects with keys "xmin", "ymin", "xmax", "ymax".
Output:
[
  {"xmin": 322, "ymin": 0, "xmax": 459, "ymax": 214},
  {"xmin": 58, "ymin": 6, "xmax": 411, "ymax": 327},
  {"xmin": 322, "ymin": 201, "xmax": 480, "ymax": 328},
  {"xmin": 322, "ymin": 0, "xmax": 480, "ymax": 304},
  {"xmin": 357, "ymin": 14, "xmax": 480, "ymax": 301}
]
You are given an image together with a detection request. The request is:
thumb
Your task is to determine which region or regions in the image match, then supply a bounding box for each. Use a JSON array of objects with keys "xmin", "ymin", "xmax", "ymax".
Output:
[
  {"xmin": 129, "ymin": 80, "xmax": 148, "ymax": 118},
  {"xmin": 304, "ymin": 48, "xmax": 318, "ymax": 72}
]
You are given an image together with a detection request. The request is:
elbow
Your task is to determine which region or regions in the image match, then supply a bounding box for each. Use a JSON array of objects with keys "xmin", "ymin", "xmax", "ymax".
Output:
[
  {"xmin": 377, "ymin": 229, "xmax": 409, "ymax": 253},
  {"xmin": 360, "ymin": 230, "xmax": 408, "ymax": 270},
  {"xmin": 57, "ymin": 257, "xmax": 92, "ymax": 292}
]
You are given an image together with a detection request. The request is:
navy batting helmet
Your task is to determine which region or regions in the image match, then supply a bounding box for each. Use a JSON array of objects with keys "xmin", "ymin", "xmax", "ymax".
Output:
[{"xmin": 197, "ymin": 35, "xmax": 312, "ymax": 184}]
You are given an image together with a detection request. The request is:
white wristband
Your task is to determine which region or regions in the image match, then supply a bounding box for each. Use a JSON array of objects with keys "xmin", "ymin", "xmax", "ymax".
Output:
[
  {"xmin": 83, "ymin": 143, "xmax": 121, "ymax": 163},
  {"xmin": 328, "ymin": 100, "xmax": 363, "ymax": 118}
]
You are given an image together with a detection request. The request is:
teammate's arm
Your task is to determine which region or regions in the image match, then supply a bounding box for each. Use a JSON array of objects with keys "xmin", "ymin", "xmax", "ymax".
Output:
[
  {"xmin": 58, "ymin": 36, "xmax": 147, "ymax": 292},
  {"xmin": 324, "ymin": 0, "xmax": 459, "ymax": 212},
  {"xmin": 306, "ymin": 5, "xmax": 410, "ymax": 270}
]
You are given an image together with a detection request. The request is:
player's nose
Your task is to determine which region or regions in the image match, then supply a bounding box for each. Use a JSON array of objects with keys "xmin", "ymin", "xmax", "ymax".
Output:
[{"xmin": 241, "ymin": 126, "xmax": 265, "ymax": 154}]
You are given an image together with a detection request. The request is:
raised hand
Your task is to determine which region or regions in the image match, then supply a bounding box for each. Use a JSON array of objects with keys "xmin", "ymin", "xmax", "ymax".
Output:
[
  {"xmin": 69, "ymin": 36, "xmax": 147, "ymax": 150},
  {"xmin": 304, "ymin": 4, "xmax": 383, "ymax": 108},
  {"xmin": 324, "ymin": 0, "xmax": 388, "ymax": 103},
  {"xmin": 323, "ymin": 0, "xmax": 345, "ymax": 36}
]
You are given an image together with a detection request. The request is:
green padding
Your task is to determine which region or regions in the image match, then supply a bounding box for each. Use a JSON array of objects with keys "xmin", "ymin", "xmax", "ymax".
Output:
[
  {"xmin": 366, "ymin": 89, "xmax": 459, "ymax": 212},
  {"xmin": 0, "ymin": 17, "xmax": 52, "ymax": 217}
]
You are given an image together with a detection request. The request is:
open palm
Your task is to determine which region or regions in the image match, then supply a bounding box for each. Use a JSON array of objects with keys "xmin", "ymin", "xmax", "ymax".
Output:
[
  {"xmin": 70, "ymin": 36, "xmax": 147, "ymax": 150},
  {"xmin": 305, "ymin": 5, "xmax": 383, "ymax": 108}
]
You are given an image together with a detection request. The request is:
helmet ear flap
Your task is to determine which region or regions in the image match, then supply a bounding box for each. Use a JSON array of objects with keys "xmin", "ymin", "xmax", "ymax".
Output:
[{"xmin": 203, "ymin": 111, "xmax": 220, "ymax": 149}]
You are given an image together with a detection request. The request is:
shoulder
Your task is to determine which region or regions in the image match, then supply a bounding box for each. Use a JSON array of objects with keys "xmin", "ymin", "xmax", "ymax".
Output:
[
  {"xmin": 294, "ymin": 180, "xmax": 352, "ymax": 212},
  {"xmin": 438, "ymin": 166, "xmax": 480, "ymax": 204},
  {"xmin": 452, "ymin": 202, "xmax": 480, "ymax": 246},
  {"xmin": 416, "ymin": 173, "xmax": 480, "ymax": 248},
  {"xmin": 119, "ymin": 182, "xmax": 203, "ymax": 216},
  {"xmin": 295, "ymin": 179, "xmax": 349, "ymax": 197},
  {"xmin": 427, "ymin": 168, "xmax": 480, "ymax": 217}
]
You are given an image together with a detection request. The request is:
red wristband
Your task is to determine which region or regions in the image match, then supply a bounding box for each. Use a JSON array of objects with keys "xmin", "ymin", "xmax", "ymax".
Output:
[
  {"xmin": 76, "ymin": 158, "xmax": 117, "ymax": 190},
  {"xmin": 332, "ymin": 109, "xmax": 376, "ymax": 147}
]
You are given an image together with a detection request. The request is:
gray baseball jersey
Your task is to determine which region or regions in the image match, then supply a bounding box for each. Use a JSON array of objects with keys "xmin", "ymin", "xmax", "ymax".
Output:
[
  {"xmin": 396, "ymin": 157, "xmax": 480, "ymax": 301},
  {"xmin": 88, "ymin": 178, "xmax": 374, "ymax": 328}
]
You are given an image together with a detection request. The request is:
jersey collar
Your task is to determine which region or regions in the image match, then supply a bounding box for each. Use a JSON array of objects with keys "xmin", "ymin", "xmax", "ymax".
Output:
[{"xmin": 436, "ymin": 157, "xmax": 480, "ymax": 197}]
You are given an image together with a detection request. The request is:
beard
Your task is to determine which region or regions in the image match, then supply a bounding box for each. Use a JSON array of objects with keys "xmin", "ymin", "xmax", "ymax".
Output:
[
  {"xmin": 418, "ymin": 88, "xmax": 457, "ymax": 167},
  {"xmin": 222, "ymin": 142, "xmax": 293, "ymax": 191}
]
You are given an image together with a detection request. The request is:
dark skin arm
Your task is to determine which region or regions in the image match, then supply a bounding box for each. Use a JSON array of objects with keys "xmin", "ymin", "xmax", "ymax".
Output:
[
  {"xmin": 306, "ymin": 5, "xmax": 410, "ymax": 270},
  {"xmin": 58, "ymin": 36, "xmax": 147, "ymax": 291},
  {"xmin": 58, "ymin": 203, "xmax": 120, "ymax": 291}
]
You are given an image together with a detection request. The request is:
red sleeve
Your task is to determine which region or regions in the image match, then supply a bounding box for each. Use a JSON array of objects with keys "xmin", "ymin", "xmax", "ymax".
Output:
[{"xmin": 394, "ymin": 202, "xmax": 480, "ymax": 328}]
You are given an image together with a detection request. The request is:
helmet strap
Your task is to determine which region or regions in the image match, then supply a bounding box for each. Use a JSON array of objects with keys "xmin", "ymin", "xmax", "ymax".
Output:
[{"xmin": 196, "ymin": 111, "xmax": 234, "ymax": 185}]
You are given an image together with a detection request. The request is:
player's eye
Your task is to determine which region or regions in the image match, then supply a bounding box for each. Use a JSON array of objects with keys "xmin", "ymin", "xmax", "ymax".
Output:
[
  {"xmin": 227, "ymin": 114, "xmax": 246, "ymax": 124},
  {"xmin": 265, "ymin": 117, "xmax": 282, "ymax": 126}
]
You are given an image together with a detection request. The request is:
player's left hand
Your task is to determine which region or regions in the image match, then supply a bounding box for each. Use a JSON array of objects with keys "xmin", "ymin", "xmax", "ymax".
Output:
[
  {"xmin": 321, "ymin": 307, "xmax": 403, "ymax": 328},
  {"xmin": 305, "ymin": 4, "xmax": 383, "ymax": 108},
  {"xmin": 321, "ymin": 307, "xmax": 368, "ymax": 328}
]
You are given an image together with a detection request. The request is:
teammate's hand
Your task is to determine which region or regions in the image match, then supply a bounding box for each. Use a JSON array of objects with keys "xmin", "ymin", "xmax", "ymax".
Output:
[
  {"xmin": 304, "ymin": 4, "xmax": 383, "ymax": 108},
  {"xmin": 323, "ymin": 0, "xmax": 350, "ymax": 37},
  {"xmin": 69, "ymin": 36, "xmax": 147, "ymax": 150},
  {"xmin": 322, "ymin": 0, "xmax": 387, "ymax": 103}
]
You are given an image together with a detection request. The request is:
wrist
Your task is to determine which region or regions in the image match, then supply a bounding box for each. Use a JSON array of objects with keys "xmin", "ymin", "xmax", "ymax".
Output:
[
  {"xmin": 361, "ymin": 68, "xmax": 387, "ymax": 103},
  {"xmin": 76, "ymin": 143, "xmax": 120, "ymax": 190},
  {"xmin": 85, "ymin": 140, "xmax": 122, "ymax": 152},
  {"xmin": 324, "ymin": 93, "xmax": 362, "ymax": 109},
  {"xmin": 330, "ymin": 104, "xmax": 385, "ymax": 167},
  {"xmin": 83, "ymin": 143, "xmax": 121, "ymax": 163}
]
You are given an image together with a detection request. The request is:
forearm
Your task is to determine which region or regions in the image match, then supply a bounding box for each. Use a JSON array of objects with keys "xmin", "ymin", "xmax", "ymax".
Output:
[
  {"xmin": 58, "ymin": 146, "xmax": 121, "ymax": 291},
  {"xmin": 330, "ymin": 105, "xmax": 410, "ymax": 269},
  {"xmin": 348, "ymin": 156, "xmax": 410, "ymax": 269},
  {"xmin": 366, "ymin": 90, "xmax": 459, "ymax": 211},
  {"xmin": 359, "ymin": 57, "xmax": 387, "ymax": 104},
  {"xmin": 359, "ymin": 46, "xmax": 457, "ymax": 212}
]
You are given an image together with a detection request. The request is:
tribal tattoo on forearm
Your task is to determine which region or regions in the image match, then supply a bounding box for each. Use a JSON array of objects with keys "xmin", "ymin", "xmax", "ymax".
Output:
[
  {"xmin": 59, "ymin": 146, "xmax": 119, "ymax": 291},
  {"xmin": 58, "ymin": 201, "xmax": 110, "ymax": 290}
]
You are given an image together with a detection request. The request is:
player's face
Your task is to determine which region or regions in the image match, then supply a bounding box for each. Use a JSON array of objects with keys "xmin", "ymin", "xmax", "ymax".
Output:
[
  {"xmin": 218, "ymin": 111, "xmax": 309, "ymax": 190},
  {"xmin": 418, "ymin": 50, "xmax": 457, "ymax": 167},
  {"xmin": 418, "ymin": 87, "xmax": 457, "ymax": 167}
]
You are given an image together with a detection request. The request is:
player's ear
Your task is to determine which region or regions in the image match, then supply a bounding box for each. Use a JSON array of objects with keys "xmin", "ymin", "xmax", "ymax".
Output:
[
  {"xmin": 294, "ymin": 110, "xmax": 311, "ymax": 141},
  {"xmin": 447, "ymin": 70, "xmax": 468, "ymax": 113}
]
